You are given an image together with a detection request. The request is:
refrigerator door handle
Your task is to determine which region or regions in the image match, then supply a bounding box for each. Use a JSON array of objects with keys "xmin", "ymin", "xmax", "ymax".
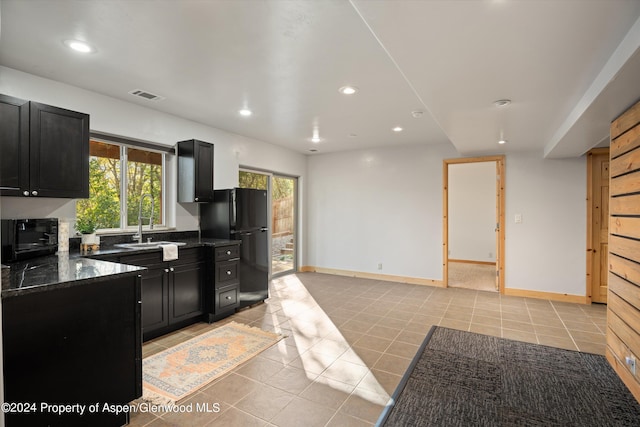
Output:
[{"xmin": 260, "ymin": 227, "xmax": 268, "ymax": 232}]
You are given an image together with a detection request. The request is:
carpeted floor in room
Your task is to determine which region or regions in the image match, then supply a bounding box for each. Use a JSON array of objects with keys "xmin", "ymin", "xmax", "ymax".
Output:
[
  {"xmin": 380, "ymin": 326, "xmax": 640, "ymax": 426},
  {"xmin": 448, "ymin": 261, "xmax": 497, "ymax": 292}
]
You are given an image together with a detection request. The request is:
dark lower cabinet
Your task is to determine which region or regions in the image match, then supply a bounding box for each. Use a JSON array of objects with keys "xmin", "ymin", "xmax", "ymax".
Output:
[
  {"xmin": 2, "ymin": 275, "xmax": 142, "ymax": 427},
  {"xmin": 170, "ymin": 260, "xmax": 206, "ymax": 323},
  {"xmin": 207, "ymin": 242, "xmax": 241, "ymax": 322},
  {"xmin": 117, "ymin": 248, "xmax": 205, "ymax": 341},
  {"xmin": 140, "ymin": 265, "xmax": 169, "ymax": 333}
]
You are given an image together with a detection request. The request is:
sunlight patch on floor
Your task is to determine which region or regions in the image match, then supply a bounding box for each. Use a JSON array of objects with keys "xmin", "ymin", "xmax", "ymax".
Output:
[{"xmin": 264, "ymin": 274, "xmax": 390, "ymax": 403}]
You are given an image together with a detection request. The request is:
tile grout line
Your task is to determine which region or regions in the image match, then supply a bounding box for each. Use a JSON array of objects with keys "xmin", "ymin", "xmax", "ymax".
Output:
[
  {"xmin": 469, "ymin": 291, "xmax": 478, "ymax": 333},
  {"xmin": 523, "ymin": 299, "xmax": 540, "ymax": 345},
  {"xmin": 549, "ymin": 301, "xmax": 580, "ymax": 351}
]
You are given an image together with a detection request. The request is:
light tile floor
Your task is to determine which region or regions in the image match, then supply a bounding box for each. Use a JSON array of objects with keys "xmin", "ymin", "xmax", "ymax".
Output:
[{"xmin": 129, "ymin": 272, "xmax": 608, "ymax": 427}]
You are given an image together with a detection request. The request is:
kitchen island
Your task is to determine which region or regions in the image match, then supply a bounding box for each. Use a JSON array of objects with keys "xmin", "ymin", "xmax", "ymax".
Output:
[{"xmin": 2, "ymin": 254, "xmax": 144, "ymax": 427}]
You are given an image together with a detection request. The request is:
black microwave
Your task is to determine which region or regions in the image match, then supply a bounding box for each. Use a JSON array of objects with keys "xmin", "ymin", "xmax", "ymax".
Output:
[{"xmin": 1, "ymin": 218, "xmax": 58, "ymax": 263}]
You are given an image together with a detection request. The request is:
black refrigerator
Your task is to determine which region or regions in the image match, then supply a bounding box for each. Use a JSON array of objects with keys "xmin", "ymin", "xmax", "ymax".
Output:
[{"xmin": 201, "ymin": 188, "xmax": 269, "ymax": 308}]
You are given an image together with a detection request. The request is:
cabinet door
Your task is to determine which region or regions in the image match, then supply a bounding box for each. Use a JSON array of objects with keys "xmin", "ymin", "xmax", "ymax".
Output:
[
  {"xmin": 177, "ymin": 139, "xmax": 214, "ymax": 203},
  {"xmin": 195, "ymin": 140, "xmax": 214, "ymax": 202},
  {"xmin": 0, "ymin": 94, "xmax": 29, "ymax": 196},
  {"xmin": 29, "ymin": 102, "xmax": 89, "ymax": 198},
  {"xmin": 141, "ymin": 266, "xmax": 170, "ymax": 338},
  {"xmin": 170, "ymin": 261, "xmax": 205, "ymax": 323},
  {"xmin": 2, "ymin": 276, "xmax": 140, "ymax": 426}
]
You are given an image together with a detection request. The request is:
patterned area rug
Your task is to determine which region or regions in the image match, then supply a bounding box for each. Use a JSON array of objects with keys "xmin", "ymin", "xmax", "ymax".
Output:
[
  {"xmin": 143, "ymin": 322, "xmax": 282, "ymax": 403},
  {"xmin": 378, "ymin": 326, "xmax": 640, "ymax": 426}
]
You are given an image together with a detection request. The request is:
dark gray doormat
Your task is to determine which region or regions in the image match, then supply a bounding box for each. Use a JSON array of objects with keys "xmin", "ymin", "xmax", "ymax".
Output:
[{"xmin": 377, "ymin": 326, "xmax": 640, "ymax": 426}]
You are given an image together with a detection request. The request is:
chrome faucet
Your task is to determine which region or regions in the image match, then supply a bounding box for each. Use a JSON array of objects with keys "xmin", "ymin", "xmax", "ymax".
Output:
[{"xmin": 132, "ymin": 194, "xmax": 154, "ymax": 243}]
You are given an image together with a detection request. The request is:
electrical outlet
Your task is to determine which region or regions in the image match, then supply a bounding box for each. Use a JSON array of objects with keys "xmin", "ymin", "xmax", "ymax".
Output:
[
  {"xmin": 377, "ymin": 263, "xmax": 382, "ymax": 270},
  {"xmin": 626, "ymin": 356, "xmax": 636, "ymax": 375}
]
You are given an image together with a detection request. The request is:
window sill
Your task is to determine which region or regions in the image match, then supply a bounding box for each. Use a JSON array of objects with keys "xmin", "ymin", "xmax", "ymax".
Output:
[{"xmin": 95, "ymin": 227, "xmax": 176, "ymax": 236}]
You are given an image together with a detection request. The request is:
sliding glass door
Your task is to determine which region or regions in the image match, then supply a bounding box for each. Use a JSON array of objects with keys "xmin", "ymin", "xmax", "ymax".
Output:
[
  {"xmin": 239, "ymin": 170, "xmax": 297, "ymax": 277},
  {"xmin": 271, "ymin": 175, "xmax": 296, "ymax": 276}
]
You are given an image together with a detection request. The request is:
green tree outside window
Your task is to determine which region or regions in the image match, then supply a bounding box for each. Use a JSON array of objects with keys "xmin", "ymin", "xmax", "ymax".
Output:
[{"xmin": 76, "ymin": 141, "xmax": 163, "ymax": 232}]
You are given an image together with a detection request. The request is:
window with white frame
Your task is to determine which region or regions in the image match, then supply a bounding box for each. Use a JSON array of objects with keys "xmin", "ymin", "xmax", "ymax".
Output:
[{"xmin": 76, "ymin": 139, "xmax": 165, "ymax": 232}]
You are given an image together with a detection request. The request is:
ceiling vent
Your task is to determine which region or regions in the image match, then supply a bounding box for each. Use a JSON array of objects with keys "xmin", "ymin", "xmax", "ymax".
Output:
[{"xmin": 128, "ymin": 89, "xmax": 165, "ymax": 101}]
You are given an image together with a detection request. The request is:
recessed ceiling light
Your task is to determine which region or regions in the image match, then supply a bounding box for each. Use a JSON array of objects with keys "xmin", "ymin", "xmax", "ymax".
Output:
[
  {"xmin": 239, "ymin": 109, "xmax": 252, "ymax": 117},
  {"xmin": 64, "ymin": 39, "xmax": 95, "ymax": 53},
  {"xmin": 411, "ymin": 110, "xmax": 424, "ymax": 118},
  {"xmin": 338, "ymin": 86, "xmax": 358, "ymax": 95},
  {"xmin": 498, "ymin": 139, "xmax": 507, "ymax": 144},
  {"xmin": 494, "ymin": 99, "xmax": 511, "ymax": 107},
  {"xmin": 311, "ymin": 136, "xmax": 321, "ymax": 143},
  {"xmin": 392, "ymin": 126, "xmax": 403, "ymax": 132},
  {"xmin": 309, "ymin": 149, "xmax": 318, "ymax": 153}
]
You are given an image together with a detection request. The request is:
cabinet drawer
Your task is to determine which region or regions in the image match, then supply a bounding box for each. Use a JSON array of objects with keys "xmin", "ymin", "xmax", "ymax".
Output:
[
  {"xmin": 175, "ymin": 247, "xmax": 204, "ymax": 265},
  {"xmin": 120, "ymin": 252, "xmax": 163, "ymax": 268},
  {"xmin": 215, "ymin": 260, "xmax": 238, "ymax": 286},
  {"xmin": 214, "ymin": 245, "xmax": 240, "ymax": 261},
  {"xmin": 217, "ymin": 285, "xmax": 239, "ymax": 310}
]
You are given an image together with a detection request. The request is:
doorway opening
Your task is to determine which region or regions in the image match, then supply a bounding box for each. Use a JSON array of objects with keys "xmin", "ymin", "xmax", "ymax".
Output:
[
  {"xmin": 443, "ymin": 156, "xmax": 505, "ymax": 293},
  {"xmin": 239, "ymin": 169, "xmax": 298, "ymax": 278}
]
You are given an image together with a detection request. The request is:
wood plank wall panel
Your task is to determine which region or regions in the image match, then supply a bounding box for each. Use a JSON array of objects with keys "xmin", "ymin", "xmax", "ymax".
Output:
[
  {"xmin": 610, "ymin": 217, "xmax": 640, "ymax": 240},
  {"xmin": 611, "ymin": 172, "xmax": 640, "ymax": 196},
  {"xmin": 611, "ymin": 101, "xmax": 640, "ymax": 140},
  {"xmin": 611, "ymin": 124, "xmax": 640, "ymax": 157},
  {"xmin": 608, "ymin": 98, "xmax": 640, "ymax": 402}
]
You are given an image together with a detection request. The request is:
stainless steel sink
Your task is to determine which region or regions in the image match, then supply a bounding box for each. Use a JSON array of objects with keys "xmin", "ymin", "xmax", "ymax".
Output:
[{"xmin": 114, "ymin": 241, "xmax": 187, "ymax": 250}]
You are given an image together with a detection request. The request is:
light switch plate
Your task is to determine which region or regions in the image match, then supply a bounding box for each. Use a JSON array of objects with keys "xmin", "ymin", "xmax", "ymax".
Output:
[{"xmin": 515, "ymin": 213, "xmax": 522, "ymax": 223}]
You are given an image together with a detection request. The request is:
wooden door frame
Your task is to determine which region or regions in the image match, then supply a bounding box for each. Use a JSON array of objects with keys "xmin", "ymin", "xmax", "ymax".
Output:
[
  {"xmin": 443, "ymin": 156, "xmax": 506, "ymax": 293},
  {"xmin": 586, "ymin": 147, "xmax": 609, "ymax": 303}
]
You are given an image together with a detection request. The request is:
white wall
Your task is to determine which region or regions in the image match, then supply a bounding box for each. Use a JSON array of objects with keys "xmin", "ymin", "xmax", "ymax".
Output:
[
  {"xmin": 0, "ymin": 67, "xmax": 307, "ymax": 252},
  {"xmin": 448, "ymin": 161, "xmax": 496, "ymax": 262},
  {"xmin": 505, "ymin": 152, "xmax": 586, "ymax": 295},
  {"xmin": 307, "ymin": 145, "xmax": 588, "ymax": 297},
  {"xmin": 306, "ymin": 143, "xmax": 458, "ymax": 279}
]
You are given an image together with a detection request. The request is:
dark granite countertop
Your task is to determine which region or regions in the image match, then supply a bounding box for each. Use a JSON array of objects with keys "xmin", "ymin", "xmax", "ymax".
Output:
[
  {"xmin": 1, "ymin": 254, "xmax": 145, "ymax": 299},
  {"xmin": 83, "ymin": 237, "xmax": 240, "ymax": 258},
  {"xmin": 1, "ymin": 234, "xmax": 241, "ymax": 299}
]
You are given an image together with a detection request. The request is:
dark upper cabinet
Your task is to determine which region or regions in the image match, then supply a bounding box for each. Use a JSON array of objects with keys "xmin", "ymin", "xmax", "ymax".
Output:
[
  {"xmin": 177, "ymin": 139, "xmax": 214, "ymax": 202},
  {"xmin": 0, "ymin": 95, "xmax": 89, "ymax": 198},
  {"xmin": 30, "ymin": 102, "xmax": 90, "ymax": 198},
  {"xmin": 0, "ymin": 94, "xmax": 29, "ymax": 196}
]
